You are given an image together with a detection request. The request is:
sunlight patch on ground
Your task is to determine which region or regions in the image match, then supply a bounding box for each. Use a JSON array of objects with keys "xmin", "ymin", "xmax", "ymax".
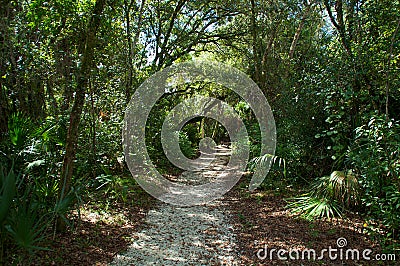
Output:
[{"xmin": 109, "ymin": 203, "xmax": 239, "ymax": 265}]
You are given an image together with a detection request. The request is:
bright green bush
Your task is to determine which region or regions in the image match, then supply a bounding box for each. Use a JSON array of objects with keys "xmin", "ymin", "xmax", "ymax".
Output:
[{"xmin": 349, "ymin": 115, "xmax": 400, "ymax": 241}]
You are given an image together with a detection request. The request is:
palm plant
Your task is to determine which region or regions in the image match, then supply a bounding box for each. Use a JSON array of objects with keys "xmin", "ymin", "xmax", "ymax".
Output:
[
  {"xmin": 287, "ymin": 195, "xmax": 342, "ymax": 220},
  {"xmin": 287, "ymin": 170, "xmax": 360, "ymax": 220},
  {"xmin": 0, "ymin": 113, "xmax": 77, "ymax": 263},
  {"xmin": 249, "ymin": 154, "xmax": 287, "ymax": 178}
]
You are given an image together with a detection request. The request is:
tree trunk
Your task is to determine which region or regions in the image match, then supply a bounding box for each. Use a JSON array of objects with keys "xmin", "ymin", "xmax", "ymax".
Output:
[
  {"xmin": 250, "ymin": 0, "xmax": 260, "ymax": 83},
  {"xmin": 124, "ymin": 0, "xmax": 146, "ymax": 102},
  {"xmin": 124, "ymin": 0, "xmax": 134, "ymax": 102},
  {"xmin": 58, "ymin": 0, "xmax": 106, "ymax": 231},
  {"xmin": 289, "ymin": 3, "xmax": 312, "ymax": 60},
  {"xmin": 0, "ymin": 82, "xmax": 8, "ymax": 140},
  {"xmin": 324, "ymin": 0, "xmax": 352, "ymax": 56}
]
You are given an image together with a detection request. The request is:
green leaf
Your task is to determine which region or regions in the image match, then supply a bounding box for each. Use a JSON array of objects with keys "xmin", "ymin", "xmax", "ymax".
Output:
[{"xmin": 0, "ymin": 168, "xmax": 16, "ymax": 224}]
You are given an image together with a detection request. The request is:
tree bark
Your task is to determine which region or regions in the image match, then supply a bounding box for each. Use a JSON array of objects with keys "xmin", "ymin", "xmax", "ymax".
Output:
[
  {"xmin": 124, "ymin": 0, "xmax": 146, "ymax": 102},
  {"xmin": 154, "ymin": 0, "xmax": 186, "ymax": 69},
  {"xmin": 250, "ymin": 0, "xmax": 260, "ymax": 83},
  {"xmin": 0, "ymin": 0, "xmax": 11, "ymax": 139},
  {"xmin": 124, "ymin": 0, "xmax": 134, "ymax": 102},
  {"xmin": 324, "ymin": 0, "xmax": 352, "ymax": 56},
  {"xmin": 58, "ymin": 0, "xmax": 107, "ymax": 230},
  {"xmin": 289, "ymin": 2, "xmax": 312, "ymax": 60}
]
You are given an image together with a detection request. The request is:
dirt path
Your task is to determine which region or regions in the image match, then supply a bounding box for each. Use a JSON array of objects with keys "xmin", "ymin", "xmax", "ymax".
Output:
[{"xmin": 110, "ymin": 145, "xmax": 242, "ymax": 265}]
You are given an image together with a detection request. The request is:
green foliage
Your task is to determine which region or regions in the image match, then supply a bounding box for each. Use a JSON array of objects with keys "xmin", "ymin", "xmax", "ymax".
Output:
[
  {"xmin": 250, "ymin": 154, "xmax": 286, "ymax": 177},
  {"xmin": 0, "ymin": 167, "xmax": 52, "ymax": 262},
  {"xmin": 348, "ymin": 115, "xmax": 400, "ymax": 240},
  {"xmin": 6, "ymin": 203, "xmax": 49, "ymax": 252},
  {"xmin": 8, "ymin": 113, "xmax": 32, "ymax": 148},
  {"xmin": 287, "ymin": 170, "xmax": 360, "ymax": 220},
  {"xmin": 310, "ymin": 171, "xmax": 360, "ymax": 209},
  {"xmin": 0, "ymin": 167, "xmax": 16, "ymax": 224},
  {"xmin": 243, "ymin": 121, "xmax": 261, "ymax": 160},
  {"xmin": 0, "ymin": 114, "xmax": 77, "ymax": 262},
  {"xmin": 248, "ymin": 154, "xmax": 287, "ymax": 192},
  {"xmin": 179, "ymin": 131, "xmax": 197, "ymax": 159},
  {"xmin": 287, "ymin": 195, "xmax": 342, "ymax": 220}
]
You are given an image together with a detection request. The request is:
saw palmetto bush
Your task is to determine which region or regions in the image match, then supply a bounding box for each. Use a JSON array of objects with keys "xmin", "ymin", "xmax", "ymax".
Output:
[
  {"xmin": 311, "ymin": 170, "xmax": 360, "ymax": 209},
  {"xmin": 0, "ymin": 113, "xmax": 78, "ymax": 263},
  {"xmin": 287, "ymin": 170, "xmax": 360, "ymax": 220}
]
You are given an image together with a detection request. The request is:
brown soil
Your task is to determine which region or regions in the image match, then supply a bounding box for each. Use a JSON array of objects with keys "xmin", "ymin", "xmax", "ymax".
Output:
[{"xmin": 223, "ymin": 179, "xmax": 395, "ymax": 265}]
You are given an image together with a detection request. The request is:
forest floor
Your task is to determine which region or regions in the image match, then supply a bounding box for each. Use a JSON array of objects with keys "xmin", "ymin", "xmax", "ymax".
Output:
[{"xmin": 31, "ymin": 147, "xmax": 394, "ymax": 265}]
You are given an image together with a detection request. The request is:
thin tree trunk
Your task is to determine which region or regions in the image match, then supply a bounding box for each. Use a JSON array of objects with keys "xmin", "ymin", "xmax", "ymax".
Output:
[
  {"xmin": 324, "ymin": 0, "xmax": 352, "ymax": 56},
  {"xmin": 0, "ymin": 82, "xmax": 8, "ymax": 139},
  {"xmin": 132, "ymin": 0, "xmax": 146, "ymax": 51},
  {"xmin": 0, "ymin": 0, "xmax": 11, "ymax": 138},
  {"xmin": 200, "ymin": 118, "xmax": 205, "ymax": 139},
  {"xmin": 124, "ymin": 0, "xmax": 146, "ymax": 102},
  {"xmin": 261, "ymin": 24, "xmax": 279, "ymax": 67},
  {"xmin": 124, "ymin": 0, "xmax": 134, "ymax": 102},
  {"xmin": 155, "ymin": 0, "xmax": 186, "ymax": 69},
  {"xmin": 58, "ymin": 0, "xmax": 106, "ymax": 231},
  {"xmin": 289, "ymin": 3, "xmax": 312, "ymax": 59},
  {"xmin": 250, "ymin": 0, "xmax": 260, "ymax": 83},
  {"xmin": 89, "ymin": 77, "xmax": 97, "ymax": 179}
]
